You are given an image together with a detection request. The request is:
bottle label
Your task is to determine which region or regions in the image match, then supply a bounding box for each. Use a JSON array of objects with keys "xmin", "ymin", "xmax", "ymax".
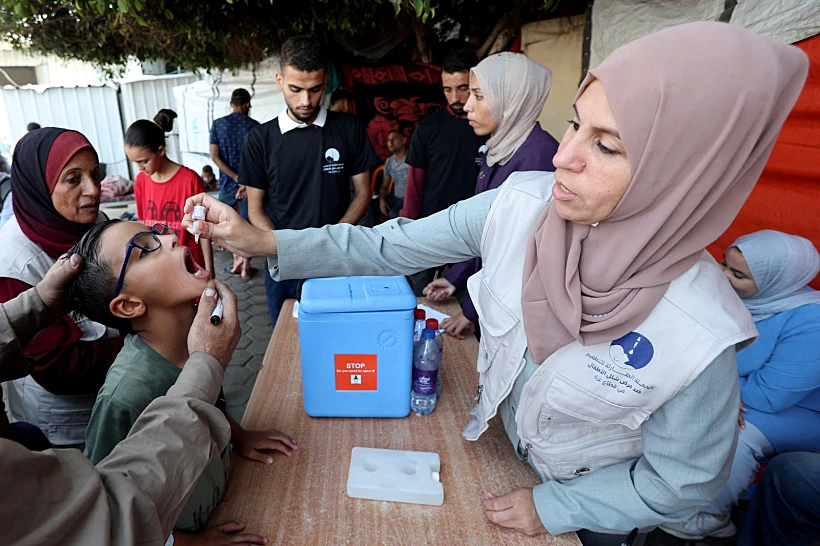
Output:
[{"xmin": 412, "ymin": 368, "xmax": 438, "ymax": 396}]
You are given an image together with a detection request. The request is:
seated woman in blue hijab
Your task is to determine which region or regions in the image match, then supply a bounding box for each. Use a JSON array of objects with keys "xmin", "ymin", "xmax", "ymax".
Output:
[{"xmin": 663, "ymin": 229, "xmax": 820, "ymax": 540}]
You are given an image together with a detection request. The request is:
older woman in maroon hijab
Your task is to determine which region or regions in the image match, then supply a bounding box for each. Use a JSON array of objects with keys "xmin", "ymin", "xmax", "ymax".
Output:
[
  {"xmin": 183, "ymin": 23, "xmax": 808, "ymax": 545},
  {"xmin": 0, "ymin": 128, "xmax": 122, "ymax": 448}
]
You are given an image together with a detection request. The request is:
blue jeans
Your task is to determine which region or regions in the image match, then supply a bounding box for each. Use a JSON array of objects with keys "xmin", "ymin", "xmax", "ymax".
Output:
[
  {"xmin": 218, "ymin": 185, "xmax": 249, "ymax": 222},
  {"xmin": 264, "ymin": 268, "xmax": 300, "ymax": 328},
  {"xmin": 704, "ymin": 421, "xmax": 775, "ymax": 515},
  {"xmin": 737, "ymin": 452, "xmax": 820, "ymax": 546}
]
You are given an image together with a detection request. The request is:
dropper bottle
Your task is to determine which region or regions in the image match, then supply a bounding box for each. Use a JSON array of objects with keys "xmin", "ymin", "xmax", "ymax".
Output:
[{"xmin": 192, "ymin": 205, "xmax": 206, "ymax": 243}]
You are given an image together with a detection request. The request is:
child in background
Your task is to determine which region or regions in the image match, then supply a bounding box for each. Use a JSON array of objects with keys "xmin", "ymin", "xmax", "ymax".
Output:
[
  {"xmin": 66, "ymin": 219, "xmax": 297, "ymax": 545},
  {"xmin": 125, "ymin": 109, "xmax": 215, "ymax": 278},
  {"xmin": 379, "ymin": 130, "xmax": 409, "ymax": 220},
  {"xmin": 201, "ymin": 165, "xmax": 218, "ymax": 191}
]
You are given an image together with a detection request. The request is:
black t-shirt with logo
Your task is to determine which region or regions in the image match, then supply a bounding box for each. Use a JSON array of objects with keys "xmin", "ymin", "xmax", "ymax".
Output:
[
  {"xmin": 406, "ymin": 107, "xmax": 488, "ymax": 218},
  {"xmin": 240, "ymin": 110, "xmax": 378, "ymax": 230}
]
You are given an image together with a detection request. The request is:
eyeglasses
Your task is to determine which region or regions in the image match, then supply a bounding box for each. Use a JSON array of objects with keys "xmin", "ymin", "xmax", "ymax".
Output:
[{"xmin": 113, "ymin": 223, "xmax": 173, "ymax": 297}]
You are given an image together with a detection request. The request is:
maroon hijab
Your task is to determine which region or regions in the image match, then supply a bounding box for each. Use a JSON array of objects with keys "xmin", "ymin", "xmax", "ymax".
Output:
[{"xmin": 11, "ymin": 128, "xmax": 97, "ymax": 259}]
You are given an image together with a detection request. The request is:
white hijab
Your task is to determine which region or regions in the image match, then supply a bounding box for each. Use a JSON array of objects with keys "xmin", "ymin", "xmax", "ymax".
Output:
[
  {"xmin": 732, "ymin": 230, "xmax": 820, "ymax": 321},
  {"xmin": 471, "ymin": 52, "xmax": 552, "ymax": 167}
]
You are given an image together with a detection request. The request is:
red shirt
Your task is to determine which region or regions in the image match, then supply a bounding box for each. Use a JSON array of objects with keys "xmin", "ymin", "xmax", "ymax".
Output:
[{"xmin": 135, "ymin": 165, "xmax": 205, "ymax": 266}]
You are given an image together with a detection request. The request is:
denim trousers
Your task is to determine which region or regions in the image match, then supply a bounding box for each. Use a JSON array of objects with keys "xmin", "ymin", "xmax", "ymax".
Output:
[
  {"xmin": 737, "ymin": 451, "xmax": 820, "ymax": 546},
  {"xmin": 263, "ymin": 267, "xmax": 300, "ymax": 328},
  {"xmin": 704, "ymin": 421, "xmax": 775, "ymax": 515}
]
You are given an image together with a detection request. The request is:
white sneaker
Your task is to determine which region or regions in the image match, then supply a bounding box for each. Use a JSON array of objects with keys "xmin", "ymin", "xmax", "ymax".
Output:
[{"xmin": 659, "ymin": 512, "xmax": 738, "ymax": 540}]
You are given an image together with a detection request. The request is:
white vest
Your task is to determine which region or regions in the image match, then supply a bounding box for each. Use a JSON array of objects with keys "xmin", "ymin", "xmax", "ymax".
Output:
[
  {"xmin": 462, "ymin": 172, "xmax": 757, "ymax": 483},
  {"xmin": 0, "ymin": 215, "xmax": 109, "ymax": 341}
]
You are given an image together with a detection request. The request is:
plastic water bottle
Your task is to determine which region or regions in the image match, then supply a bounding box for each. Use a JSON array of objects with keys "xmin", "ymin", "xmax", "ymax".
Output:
[
  {"xmin": 413, "ymin": 308, "xmax": 426, "ymax": 343},
  {"xmin": 411, "ymin": 328, "xmax": 441, "ymax": 415},
  {"xmin": 426, "ymin": 318, "xmax": 443, "ymax": 398}
]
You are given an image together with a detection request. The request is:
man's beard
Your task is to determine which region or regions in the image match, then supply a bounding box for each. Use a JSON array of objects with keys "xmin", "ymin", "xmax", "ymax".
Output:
[
  {"xmin": 288, "ymin": 103, "xmax": 316, "ymax": 122},
  {"xmin": 450, "ymin": 102, "xmax": 466, "ymax": 116}
]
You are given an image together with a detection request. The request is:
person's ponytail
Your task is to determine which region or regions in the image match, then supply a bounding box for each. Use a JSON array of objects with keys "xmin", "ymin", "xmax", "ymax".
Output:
[
  {"xmin": 153, "ymin": 109, "xmax": 177, "ymax": 133},
  {"xmin": 124, "ymin": 108, "xmax": 177, "ymax": 152}
]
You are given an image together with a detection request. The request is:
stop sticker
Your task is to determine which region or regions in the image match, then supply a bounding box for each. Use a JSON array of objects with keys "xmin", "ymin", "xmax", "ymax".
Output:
[{"xmin": 335, "ymin": 354, "xmax": 378, "ymax": 391}]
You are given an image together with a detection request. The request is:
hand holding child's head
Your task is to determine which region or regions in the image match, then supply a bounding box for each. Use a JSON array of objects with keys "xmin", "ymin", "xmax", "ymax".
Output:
[
  {"xmin": 188, "ymin": 280, "xmax": 241, "ymax": 369},
  {"xmin": 36, "ymin": 254, "xmax": 84, "ymax": 317}
]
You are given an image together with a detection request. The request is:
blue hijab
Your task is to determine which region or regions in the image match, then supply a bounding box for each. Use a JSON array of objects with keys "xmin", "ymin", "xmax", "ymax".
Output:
[{"xmin": 732, "ymin": 230, "xmax": 820, "ymax": 321}]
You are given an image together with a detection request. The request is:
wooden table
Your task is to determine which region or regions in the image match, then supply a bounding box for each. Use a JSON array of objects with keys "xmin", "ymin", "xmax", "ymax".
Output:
[{"xmin": 212, "ymin": 299, "xmax": 581, "ymax": 546}]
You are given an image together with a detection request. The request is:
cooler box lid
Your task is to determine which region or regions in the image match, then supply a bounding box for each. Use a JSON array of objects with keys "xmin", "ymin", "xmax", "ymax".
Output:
[{"xmin": 299, "ymin": 276, "xmax": 417, "ymax": 314}]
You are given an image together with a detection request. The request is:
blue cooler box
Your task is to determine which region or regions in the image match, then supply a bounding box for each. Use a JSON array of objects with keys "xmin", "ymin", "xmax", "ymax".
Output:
[{"xmin": 298, "ymin": 276, "xmax": 417, "ymax": 417}]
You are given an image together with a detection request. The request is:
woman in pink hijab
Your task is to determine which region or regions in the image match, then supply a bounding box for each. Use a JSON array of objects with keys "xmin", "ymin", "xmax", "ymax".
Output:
[{"xmin": 183, "ymin": 22, "xmax": 808, "ymax": 545}]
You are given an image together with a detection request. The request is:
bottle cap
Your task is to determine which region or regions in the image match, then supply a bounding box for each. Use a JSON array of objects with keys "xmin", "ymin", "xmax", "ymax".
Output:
[
  {"xmin": 192, "ymin": 204, "xmax": 207, "ymax": 219},
  {"xmin": 414, "ymin": 308, "xmax": 426, "ymax": 320},
  {"xmin": 421, "ymin": 328, "xmax": 436, "ymax": 340},
  {"xmin": 426, "ymin": 318, "xmax": 438, "ymax": 329}
]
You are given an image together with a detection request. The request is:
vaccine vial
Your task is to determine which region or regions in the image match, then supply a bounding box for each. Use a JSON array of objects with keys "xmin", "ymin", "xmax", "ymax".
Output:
[{"xmin": 192, "ymin": 205, "xmax": 206, "ymax": 243}]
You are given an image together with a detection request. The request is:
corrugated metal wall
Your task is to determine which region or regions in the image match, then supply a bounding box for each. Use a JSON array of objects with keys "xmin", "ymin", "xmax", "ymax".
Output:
[
  {"xmin": 0, "ymin": 73, "xmax": 202, "ymax": 180},
  {"xmin": 1, "ymin": 85, "xmax": 129, "ymax": 178},
  {"xmin": 120, "ymin": 73, "xmax": 201, "ymax": 165}
]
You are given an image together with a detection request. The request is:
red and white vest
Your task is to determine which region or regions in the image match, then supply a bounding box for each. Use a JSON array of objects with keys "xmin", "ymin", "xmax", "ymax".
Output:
[{"xmin": 0, "ymin": 215, "xmax": 110, "ymax": 341}]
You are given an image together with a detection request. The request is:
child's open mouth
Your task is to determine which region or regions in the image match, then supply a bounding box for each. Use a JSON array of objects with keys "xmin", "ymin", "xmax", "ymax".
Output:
[{"xmin": 183, "ymin": 248, "xmax": 210, "ymax": 280}]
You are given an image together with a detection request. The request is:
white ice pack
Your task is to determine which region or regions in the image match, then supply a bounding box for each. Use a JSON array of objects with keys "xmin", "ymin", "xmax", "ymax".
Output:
[{"xmin": 347, "ymin": 447, "xmax": 444, "ymax": 506}]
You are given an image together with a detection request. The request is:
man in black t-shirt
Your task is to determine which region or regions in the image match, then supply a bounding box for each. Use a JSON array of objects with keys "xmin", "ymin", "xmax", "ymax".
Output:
[
  {"xmin": 400, "ymin": 48, "xmax": 488, "ymax": 295},
  {"xmin": 400, "ymin": 49, "xmax": 488, "ymax": 221},
  {"xmin": 241, "ymin": 36, "xmax": 378, "ymax": 326}
]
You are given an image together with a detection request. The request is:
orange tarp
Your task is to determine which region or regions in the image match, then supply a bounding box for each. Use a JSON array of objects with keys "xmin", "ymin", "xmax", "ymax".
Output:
[{"xmin": 707, "ymin": 34, "xmax": 820, "ymax": 288}]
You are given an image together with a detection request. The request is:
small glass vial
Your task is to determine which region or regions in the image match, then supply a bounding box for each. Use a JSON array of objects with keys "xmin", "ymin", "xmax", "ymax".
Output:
[{"xmin": 192, "ymin": 205, "xmax": 206, "ymax": 242}]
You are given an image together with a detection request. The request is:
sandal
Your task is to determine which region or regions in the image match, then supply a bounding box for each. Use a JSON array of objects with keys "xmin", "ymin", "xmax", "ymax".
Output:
[{"xmin": 221, "ymin": 266, "xmax": 241, "ymax": 275}]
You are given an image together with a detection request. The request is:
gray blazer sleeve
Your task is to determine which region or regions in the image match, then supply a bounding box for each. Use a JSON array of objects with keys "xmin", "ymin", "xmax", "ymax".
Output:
[
  {"xmin": 533, "ymin": 346, "xmax": 741, "ymax": 534},
  {"xmin": 269, "ymin": 189, "xmax": 498, "ymax": 281}
]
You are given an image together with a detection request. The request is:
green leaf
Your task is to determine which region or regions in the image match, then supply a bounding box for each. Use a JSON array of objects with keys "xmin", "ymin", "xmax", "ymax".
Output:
[
  {"xmin": 135, "ymin": 13, "xmax": 148, "ymax": 26},
  {"xmin": 164, "ymin": 8, "xmax": 174, "ymax": 20},
  {"xmin": 134, "ymin": 0, "xmax": 143, "ymax": 10},
  {"xmin": 13, "ymin": 3, "xmax": 26, "ymax": 17},
  {"xmin": 117, "ymin": 0, "xmax": 129, "ymax": 14},
  {"xmin": 414, "ymin": 0, "xmax": 423, "ymax": 18}
]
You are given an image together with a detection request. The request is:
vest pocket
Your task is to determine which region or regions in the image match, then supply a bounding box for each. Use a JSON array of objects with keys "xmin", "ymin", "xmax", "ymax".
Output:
[
  {"xmin": 542, "ymin": 374, "xmax": 651, "ymax": 433},
  {"xmin": 542, "ymin": 434, "xmax": 644, "ymax": 482},
  {"xmin": 474, "ymin": 277, "xmax": 519, "ymax": 373}
]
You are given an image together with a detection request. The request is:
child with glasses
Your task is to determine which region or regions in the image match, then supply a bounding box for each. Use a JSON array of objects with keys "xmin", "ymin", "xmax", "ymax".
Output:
[{"xmin": 64, "ymin": 219, "xmax": 296, "ymax": 546}]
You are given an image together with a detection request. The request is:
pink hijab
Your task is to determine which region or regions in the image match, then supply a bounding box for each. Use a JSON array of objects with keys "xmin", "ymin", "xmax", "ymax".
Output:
[{"xmin": 520, "ymin": 22, "xmax": 808, "ymax": 364}]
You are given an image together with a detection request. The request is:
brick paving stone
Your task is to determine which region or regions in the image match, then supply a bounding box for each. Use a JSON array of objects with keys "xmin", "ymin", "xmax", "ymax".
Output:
[
  {"xmin": 247, "ymin": 303, "xmax": 268, "ymax": 316},
  {"xmin": 224, "ymin": 364, "xmax": 256, "ymax": 386},
  {"xmin": 229, "ymin": 348, "xmax": 252, "ymax": 367},
  {"xmin": 246, "ymin": 284, "xmax": 267, "ymax": 297},
  {"xmin": 247, "ymin": 313, "xmax": 272, "ymax": 328},
  {"xmin": 245, "ymin": 356, "xmax": 264, "ymax": 373},
  {"xmin": 247, "ymin": 326, "xmax": 273, "ymax": 342},
  {"xmin": 246, "ymin": 340, "xmax": 271, "ymax": 356},
  {"xmin": 209, "ymin": 251, "xmax": 274, "ymax": 421}
]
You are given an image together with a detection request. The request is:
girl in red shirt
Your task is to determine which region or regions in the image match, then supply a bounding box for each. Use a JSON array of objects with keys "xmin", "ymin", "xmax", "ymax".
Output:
[{"xmin": 125, "ymin": 109, "xmax": 214, "ymax": 276}]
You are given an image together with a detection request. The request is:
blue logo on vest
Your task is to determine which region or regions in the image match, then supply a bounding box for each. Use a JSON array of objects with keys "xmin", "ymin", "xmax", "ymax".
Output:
[{"xmin": 609, "ymin": 332, "xmax": 654, "ymax": 370}]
